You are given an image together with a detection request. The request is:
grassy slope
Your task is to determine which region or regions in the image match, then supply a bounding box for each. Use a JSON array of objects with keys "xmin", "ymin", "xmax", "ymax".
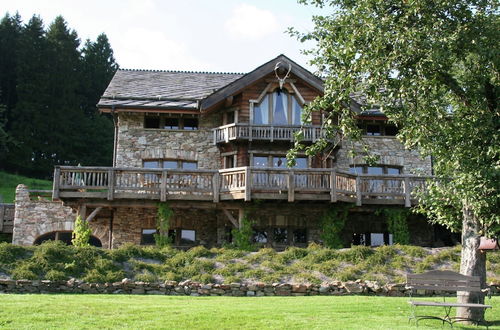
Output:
[
  {"xmin": 0, "ymin": 171, "xmax": 52, "ymax": 203},
  {"xmin": 0, "ymin": 295, "xmax": 498, "ymax": 329},
  {"xmin": 1, "ymin": 242, "xmax": 499, "ymax": 285}
]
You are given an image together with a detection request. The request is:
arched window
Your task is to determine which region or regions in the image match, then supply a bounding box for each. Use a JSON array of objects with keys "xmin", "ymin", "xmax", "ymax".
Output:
[
  {"xmin": 34, "ymin": 231, "xmax": 102, "ymax": 247},
  {"xmin": 253, "ymin": 88, "xmax": 303, "ymax": 125}
]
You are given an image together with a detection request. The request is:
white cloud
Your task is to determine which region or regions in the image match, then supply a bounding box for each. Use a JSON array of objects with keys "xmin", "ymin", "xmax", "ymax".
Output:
[{"xmin": 225, "ymin": 3, "xmax": 279, "ymax": 40}]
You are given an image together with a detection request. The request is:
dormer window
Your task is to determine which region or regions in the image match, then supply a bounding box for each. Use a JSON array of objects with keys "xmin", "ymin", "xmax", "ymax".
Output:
[{"xmin": 252, "ymin": 88, "xmax": 304, "ymax": 125}]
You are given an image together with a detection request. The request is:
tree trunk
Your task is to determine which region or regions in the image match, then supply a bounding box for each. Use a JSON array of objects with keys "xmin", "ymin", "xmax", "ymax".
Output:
[{"xmin": 456, "ymin": 205, "xmax": 487, "ymax": 322}]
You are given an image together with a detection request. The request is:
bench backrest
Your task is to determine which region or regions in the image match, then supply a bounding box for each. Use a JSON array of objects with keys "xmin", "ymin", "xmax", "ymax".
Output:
[{"xmin": 407, "ymin": 270, "xmax": 482, "ymax": 292}]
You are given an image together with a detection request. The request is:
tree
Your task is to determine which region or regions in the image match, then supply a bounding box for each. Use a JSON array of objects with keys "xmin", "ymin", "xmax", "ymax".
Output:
[
  {"xmin": 293, "ymin": 0, "xmax": 499, "ymax": 322},
  {"xmin": 72, "ymin": 215, "xmax": 91, "ymax": 247}
]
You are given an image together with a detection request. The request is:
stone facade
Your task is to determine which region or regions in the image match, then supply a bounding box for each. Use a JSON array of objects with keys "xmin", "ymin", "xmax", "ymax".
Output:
[
  {"xmin": 115, "ymin": 112, "xmax": 221, "ymax": 169},
  {"xmin": 12, "ymin": 185, "xmax": 110, "ymax": 248},
  {"xmin": 336, "ymin": 136, "xmax": 432, "ymax": 175}
]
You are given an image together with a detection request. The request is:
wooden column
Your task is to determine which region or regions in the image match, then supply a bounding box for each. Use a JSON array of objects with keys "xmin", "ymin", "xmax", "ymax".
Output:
[
  {"xmin": 160, "ymin": 170, "xmax": 167, "ymax": 202},
  {"xmin": 287, "ymin": 171, "xmax": 295, "ymax": 202},
  {"xmin": 404, "ymin": 177, "xmax": 411, "ymax": 207},
  {"xmin": 78, "ymin": 204, "xmax": 87, "ymax": 219},
  {"xmin": 238, "ymin": 208, "xmax": 245, "ymax": 229},
  {"xmin": 356, "ymin": 177, "xmax": 362, "ymax": 206},
  {"xmin": 212, "ymin": 172, "xmax": 220, "ymax": 203},
  {"xmin": 244, "ymin": 167, "xmax": 251, "ymax": 201},
  {"xmin": 330, "ymin": 169, "xmax": 337, "ymax": 203},
  {"xmin": 107, "ymin": 168, "xmax": 115, "ymax": 201},
  {"xmin": 52, "ymin": 167, "xmax": 61, "ymax": 200}
]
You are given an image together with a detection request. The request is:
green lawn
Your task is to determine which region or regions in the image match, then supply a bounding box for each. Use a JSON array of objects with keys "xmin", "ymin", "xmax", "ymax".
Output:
[
  {"xmin": 0, "ymin": 295, "xmax": 498, "ymax": 329},
  {"xmin": 0, "ymin": 171, "xmax": 52, "ymax": 203}
]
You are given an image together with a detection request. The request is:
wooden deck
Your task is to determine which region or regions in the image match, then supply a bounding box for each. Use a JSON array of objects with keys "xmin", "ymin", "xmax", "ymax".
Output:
[
  {"xmin": 53, "ymin": 166, "xmax": 429, "ymax": 207},
  {"xmin": 213, "ymin": 123, "xmax": 337, "ymax": 144}
]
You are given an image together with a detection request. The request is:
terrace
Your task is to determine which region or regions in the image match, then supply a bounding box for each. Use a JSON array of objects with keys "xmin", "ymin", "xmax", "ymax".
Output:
[{"xmin": 53, "ymin": 166, "xmax": 429, "ymax": 207}]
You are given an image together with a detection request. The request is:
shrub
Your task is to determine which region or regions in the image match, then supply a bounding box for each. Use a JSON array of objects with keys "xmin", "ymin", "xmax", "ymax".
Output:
[
  {"xmin": 134, "ymin": 270, "xmax": 158, "ymax": 283},
  {"xmin": 109, "ymin": 243, "xmax": 145, "ymax": 262},
  {"xmin": 0, "ymin": 243, "xmax": 29, "ymax": 265},
  {"xmin": 186, "ymin": 246, "xmax": 212, "ymax": 258},
  {"xmin": 82, "ymin": 258, "xmax": 124, "ymax": 283},
  {"xmin": 277, "ymin": 247, "xmax": 308, "ymax": 264},
  {"xmin": 45, "ymin": 270, "xmax": 67, "ymax": 281},
  {"xmin": 320, "ymin": 205, "xmax": 350, "ymax": 248},
  {"xmin": 245, "ymin": 248, "xmax": 276, "ymax": 263},
  {"xmin": 338, "ymin": 245, "xmax": 373, "ymax": 263},
  {"xmin": 155, "ymin": 203, "xmax": 173, "ymax": 247},
  {"xmin": 223, "ymin": 275, "xmax": 242, "ymax": 284},
  {"xmin": 11, "ymin": 263, "xmax": 39, "ymax": 280},
  {"xmin": 191, "ymin": 273, "xmax": 213, "ymax": 284},
  {"xmin": 231, "ymin": 216, "xmax": 255, "ymax": 251},
  {"xmin": 72, "ymin": 215, "xmax": 91, "ymax": 247}
]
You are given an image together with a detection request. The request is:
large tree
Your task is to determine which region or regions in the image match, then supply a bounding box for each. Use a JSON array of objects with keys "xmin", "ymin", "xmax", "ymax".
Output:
[{"xmin": 293, "ymin": 0, "xmax": 499, "ymax": 321}]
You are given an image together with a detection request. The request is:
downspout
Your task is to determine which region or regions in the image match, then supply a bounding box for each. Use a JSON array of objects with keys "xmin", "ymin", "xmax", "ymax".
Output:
[{"xmin": 111, "ymin": 105, "xmax": 118, "ymax": 167}]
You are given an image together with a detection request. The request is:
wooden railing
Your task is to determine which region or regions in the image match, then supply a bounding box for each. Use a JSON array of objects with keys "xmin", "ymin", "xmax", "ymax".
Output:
[
  {"xmin": 0, "ymin": 203, "xmax": 14, "ymax": 234},
  {"xmin": 54, "ymin": 166, "xmax": 431, "ymax": 207},
  {"xmin": 213, "ymin": 123, "xmax": 335, "ymax": 144}
]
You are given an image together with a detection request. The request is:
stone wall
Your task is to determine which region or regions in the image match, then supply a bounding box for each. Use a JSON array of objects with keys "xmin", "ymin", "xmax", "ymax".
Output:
[
  {"xmin": 12, "ymin": 185, "xmax": 109, "ymax": 247},
  {"xmin": 115, "ymin": 112, "xmax": 221, "ymax": 169},
  {"xmin": 336, "ymin": 136, "xmax": 432, "ymax": 175},
  {"xmin": 1, "ymin": 278, "xmax": 498, "ymax": 297}
]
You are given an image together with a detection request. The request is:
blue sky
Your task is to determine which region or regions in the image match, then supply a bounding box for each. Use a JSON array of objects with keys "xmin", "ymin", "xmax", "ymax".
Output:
[{"xmin": 2, "ymin": 0, "xmax": 328, "ymax": 72}]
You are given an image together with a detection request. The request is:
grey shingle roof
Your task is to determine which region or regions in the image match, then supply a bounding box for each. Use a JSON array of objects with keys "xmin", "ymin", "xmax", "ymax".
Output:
[{"xmin": 99, "ymin": 69, "xmax": 244, "ymax": 110}]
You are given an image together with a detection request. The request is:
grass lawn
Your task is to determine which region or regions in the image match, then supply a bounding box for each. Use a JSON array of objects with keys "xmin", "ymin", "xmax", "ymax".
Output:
[
  {"xmin": 0, "ymin": 295, "xmax": 498, "ymax": 329},
  {"xmin": 0, "ymin": 171, "xmax": 52, "ymax": 203}
]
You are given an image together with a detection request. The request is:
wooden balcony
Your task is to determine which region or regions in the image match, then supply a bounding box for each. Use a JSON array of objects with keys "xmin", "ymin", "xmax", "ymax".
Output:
[
  {"xmin": 213, "ymin": 123, "xmax": 336, "ymax": 144},
  {"xmin": 53, "ymin": 166, "xmax": 430, "ymax": 207}
]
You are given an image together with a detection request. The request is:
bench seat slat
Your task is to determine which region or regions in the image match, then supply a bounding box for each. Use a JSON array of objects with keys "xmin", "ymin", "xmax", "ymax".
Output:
[
  {"xmin": 408, "ymin": 301, "xmax": 492, "ymax": 308},
  {"xmin": 409, "ymin": 285, "xmax": 482, "ymax": 292},
  {"xmin": 409, "ymin": 278, "xmax": 480, "ymax": 285}
]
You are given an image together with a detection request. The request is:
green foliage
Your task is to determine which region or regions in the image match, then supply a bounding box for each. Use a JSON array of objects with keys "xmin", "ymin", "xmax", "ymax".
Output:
[
  {"xmin": 0, "ymin": 242, "xmax": 29, "ymax": 264},
  {"xmin": 45, "ymin": 270, "xmax": 67, "ymax": 281},
  {"xmin": 231, "ymin": 215, "xmax": 255, "ymax": 251},
  {"xmin": 320, "ymin": 204, "xmax": 351, "ymax": 248},
  {"xmin": 378, "ymin": 208, "xmax": 410, "ymax": 245},
  {"xmin": 71, "ymin": 215, "xmax": 91, "ymax": 247},
  {"xmin": 154, "ymin": 203, "xmax": 173, "ymax": 247},
  {"xmin": 134, "ymin": 270, "xmax": 158, "ymax": 283}
]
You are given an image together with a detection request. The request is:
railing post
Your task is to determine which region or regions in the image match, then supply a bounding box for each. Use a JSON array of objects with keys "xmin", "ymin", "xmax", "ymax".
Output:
[
  {"xmin": 356, "ymin": 176, "xmax": 362, "ymax": 206},
  {"xmin": 52, "ymin": 166, "xmax": 61, "ymax": 200},
  {"xmin": 213, "ymin": 129, "xmax": 217, "ymax": 145},
  {"xmin": 224, "ymin": 127, "xmax": 229, "ymax": 143},
  {"xmin": 404, "ymin": 176, "xmax": 411, "ymax": 207},
  {"xmin": 160, "ymin": 170, "xmax": 167, "ymax": 202},
  {"xmin": 287, "ymin": 170, "xmax": 295, "ymax": 202},
  {"xmin": 244, "ymin": 167, "xmax": 251, "ymax": 201},
  {"xmin": 330, "ymin": 169, "xmax": 337, "ymax": 203},
  {"xmin": 249, "ymin": 125, "xmax": 253, "ymax": 141},
  {"xmin": 270, "ymin": 126, "xmax": 274, "ymax": 142},
  {"xmin": 212, "ymin": 172, "xmax": 220, "ymax": 203},
  {"xmin": 312, "ymin": 127, "xmax": 317, "ymax": 142},
  {"xmin": 107, "ymin": 168, "xmax": 115, "ymax": 201}
]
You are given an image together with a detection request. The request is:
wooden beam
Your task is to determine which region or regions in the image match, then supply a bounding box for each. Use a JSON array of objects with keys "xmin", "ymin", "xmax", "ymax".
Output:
[
  {"xmin": 287, "ymin": 171, "xmax": 295, "ymax": 202},
  {"xmin": 86, "ymin": 207, "xmax": 103, "ymax": 222},
  {"xmin": 222, "ymin": 208, "xmax": 239, "ymax": 228},
  {"xmin": 78, "ymin": 204, "xmax": 87, "ymax": 219},
  {"xmin": 238, "ymin": 209, "xmax": 245, "ymax": 229}
]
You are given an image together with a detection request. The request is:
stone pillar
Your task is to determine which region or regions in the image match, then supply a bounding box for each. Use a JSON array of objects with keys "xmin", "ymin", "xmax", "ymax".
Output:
[{"xmin": 12, "ymin": 184, "xmax": 30, "ymax": 245}]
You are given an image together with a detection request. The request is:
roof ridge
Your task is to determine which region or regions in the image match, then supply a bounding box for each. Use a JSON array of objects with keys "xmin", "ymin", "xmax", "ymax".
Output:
[{"xmin": 119, "ymin": 68, "xmax": 245, "ymax": 75}]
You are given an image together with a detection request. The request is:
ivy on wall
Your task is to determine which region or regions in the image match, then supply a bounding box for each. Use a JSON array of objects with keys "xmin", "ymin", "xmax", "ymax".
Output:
[
  {"xmin": 155, "ymin": 202, "xmax": 173, "ymax": 247},
  {"xmin": 379, "ymin": 208, "xmax": 410, "ymax": 245},
  {"xmin": 320, "ymin": 204, "xmax": 351, "ymax": 249}
]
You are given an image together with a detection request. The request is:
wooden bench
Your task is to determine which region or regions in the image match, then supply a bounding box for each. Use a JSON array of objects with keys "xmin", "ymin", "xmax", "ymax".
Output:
[{"xmin": 406, "ymin": 270, "xmax": 492, "ymax": 328}]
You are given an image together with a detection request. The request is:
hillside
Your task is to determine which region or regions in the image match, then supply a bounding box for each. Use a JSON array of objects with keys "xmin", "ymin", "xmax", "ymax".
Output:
[{"xmin": 0, "ymin": 171, "xmax": 53, "ymax": 203}]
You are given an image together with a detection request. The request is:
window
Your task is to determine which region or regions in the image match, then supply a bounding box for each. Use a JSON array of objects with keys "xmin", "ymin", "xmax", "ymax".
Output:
[
  {"xmin": 293, "ymin": 228, "xmax": 307, "ymax": 244},
  {"xmin": 358, "ymin": 120, "xmax": 399, "ymax": 136},
  {"xmin": 34, "ymin": 231, "xmax": 102, "ymax": 247},
  {"xmin": 224, "ymin": 155, "xmax": 235, "ymax": 169},
  {"xmin": 349, "ymin": 165, "xmax": 402, "ymax": 175},
  {"xmin": 141, "ymin": 229, "xmax": 157, "ymax": 245},
  {"xmin": 252, "ymin": 155, "xmax": 308, "ymax": 169},
  {"xmin": 273, "ymin": 228, "xmax": 288, "ymax": 244},
  {"xmin": 144, "ymin": 115, "xmax": 198, "ymax": 130},
  {"xmin": 252, "ymin": 229, "xmax": 268, "ymax": 243},
  {"xmin": 143, "ymin": 159, "xmax": 198, "ymax": 170},
  {"xmin": 253, "ymin": 89, "xmax": 304, "ymax": 125},
  {"xmin": 224, "ymin": 111, "xmax": 235, "ymax": 125},
  {"xmin": 352, "ymin": 233, "xmax": 393, "ymax": 247},
  {"xmin": 180, "ymin": 230, "xmax": 196, "ymax": 244}
]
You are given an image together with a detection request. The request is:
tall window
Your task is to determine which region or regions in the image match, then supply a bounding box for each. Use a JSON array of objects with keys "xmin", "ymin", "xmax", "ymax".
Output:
[{"xmin": 253, "ymin": 89, "xmax": 303, "ymax": 125}]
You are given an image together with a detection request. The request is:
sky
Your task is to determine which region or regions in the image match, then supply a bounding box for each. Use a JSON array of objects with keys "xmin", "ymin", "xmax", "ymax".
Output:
[{"xmin": 1, "ymin": 0, "xmax": 329, "ymax": 73}]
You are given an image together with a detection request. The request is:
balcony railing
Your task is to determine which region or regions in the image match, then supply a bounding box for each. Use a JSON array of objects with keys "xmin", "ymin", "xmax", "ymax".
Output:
[
  {"xmin": 213, "ymin": 123, "xmax": 335, "ymax": 144},
  {"xmin": 53, "ymin": 166, "xmax": 430, "ymax": 207}
]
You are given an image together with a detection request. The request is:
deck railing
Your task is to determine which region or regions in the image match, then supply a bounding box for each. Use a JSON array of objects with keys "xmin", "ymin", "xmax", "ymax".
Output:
[
  {"xmin": 213, "ymin": 123, "xmax": 335, "ymax": 144},
  {"xmin": 54, "ymin": 166, "xmax": 431, "ymax": 207},
  {"xmin": 0, "ymin": 203, "xmax": 14, "ymax": 234}
]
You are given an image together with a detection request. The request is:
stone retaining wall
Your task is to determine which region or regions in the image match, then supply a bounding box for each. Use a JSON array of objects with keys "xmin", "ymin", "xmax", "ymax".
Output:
[{"xmin": 1, "ymin": 278, "xmax": 498, "ymax": 296}]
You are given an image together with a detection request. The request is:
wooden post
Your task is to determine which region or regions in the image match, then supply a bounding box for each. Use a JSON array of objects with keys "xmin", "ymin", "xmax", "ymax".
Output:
[
  {"xmin": 0, "ymin": 204, "xmax": 4, "ymax": 232},
  {"xmin": 287, "ymin": 171, "xmax": 295, "ymax": 202},
  {"xmin": 270, "ymin": 126, "xmax": 274, "ymax": 142},
  {"xmin": 160, "ymin": 170, "xmax": 167, "ymax": 202},
  {"xmin": 212, "ymin": 172, "xmax": 220, "ymax": 203},
  {"xmin": 224, "ymin": 127, "xmax": 229, "ymax": 143},
  {"xmin": 356, "ymin": 176, "xmax": 362, "ymax": 206},
  {"xmin": 86, "ymin": 207, "xmax": 103, "ymax": 222},
  {"xmin": 330, "ymin": 169, "xmax": 337, "ymax": 203},
  {"xmin": 107, "ymin": 168, "xmax": 115, "ymax": 201},
  {"xmin": 52, "ymin": 167, "xmax": 61, "ymax": 200},
  {"xmin": 213, "ymin": 129, "xmax": 217, "ymax": 145},
  {"xmin": 78, "ymin": 204, "xmax": 87, "ymax": 219},
  {"xmin": 404, "ymin": 177, "xmax": 411, "ymax": 207},
  {"xmin": 244, "ymin": 167, "xmax": 251, "ymax": 201}
]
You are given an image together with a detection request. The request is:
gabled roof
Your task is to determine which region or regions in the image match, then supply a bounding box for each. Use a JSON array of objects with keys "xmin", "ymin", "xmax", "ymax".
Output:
[
  {"xmin": 200, "ymin": 54, "xmax": 323, "ymax": 111},
  {"xmin": 98, "ymin": 54, "xmax": 323, "ymax": 112},
  {"xmin": 98, "ymin": 70, "xmax": 244, "ymax": 110}
]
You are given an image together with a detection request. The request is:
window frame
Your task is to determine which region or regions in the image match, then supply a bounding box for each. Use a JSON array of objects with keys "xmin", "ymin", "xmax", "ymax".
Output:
[
  {"xmin": 144, "ymin": 114, "xmax": 199, "ymax": 130},
  {"xmin": 357, "ymin": 120, "xmax": 399, "ymax": 137},
  {"xmin": 349, "ymin": 165, "xmax": 403, "ymax": 175},
  {"xmin": 142, "ymin": 159, "xmax": 198, "ymax": 170},
  {"xmin": 250, "ymin": 154, "xmax": 309, "ymax": 169}
]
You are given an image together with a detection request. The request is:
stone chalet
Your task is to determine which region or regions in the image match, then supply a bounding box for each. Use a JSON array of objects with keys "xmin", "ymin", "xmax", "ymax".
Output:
[{"xmin": 8, "ymin": 55, "xmax": 459, "ymax": 249}]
